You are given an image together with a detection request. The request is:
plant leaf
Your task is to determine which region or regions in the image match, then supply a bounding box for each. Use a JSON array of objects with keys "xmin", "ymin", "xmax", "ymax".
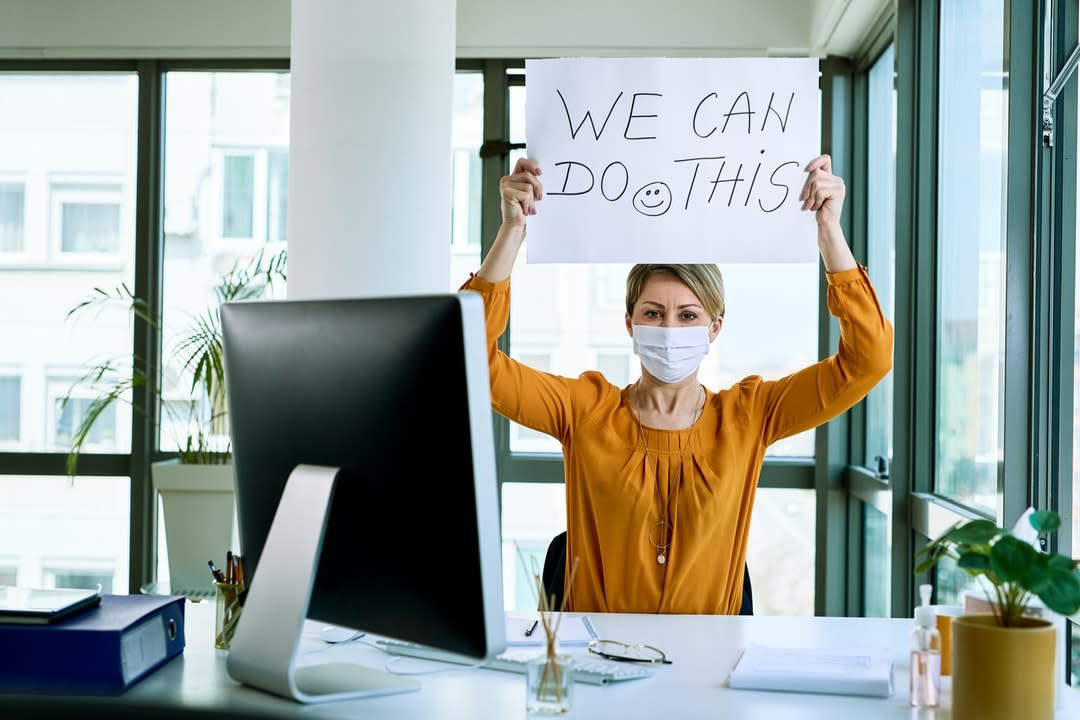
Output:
[
  {"xmin": 1029, "ymin": 510, "xmax": 1061, "ymax": 534},
  {"xmin": 989, "ymin": 535, "xmax": 1038, "ymax": 584},
  {"xmin": 913, "ymin": 545, "xmax": 949, "ymax": 575},
  {"xmin": 946, "ymin": 519, "xmax": 1001, "ymax": 545},
  {"xmin": 957, "ymin": 552, "xmax": 991, "ymax": 572},
  {"xmin": 1035, "ymin": 569, "xmax": 1080, "ymax": 617},
  {"xmin": 1048, "ymin": 554, "xmax": 1080, "ymax": 572}
]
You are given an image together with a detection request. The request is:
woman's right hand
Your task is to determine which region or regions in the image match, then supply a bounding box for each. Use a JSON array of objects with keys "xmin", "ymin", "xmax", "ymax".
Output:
[{"xmin": 500, "ymin": 158, "xmax": 543, "ymax": 227}]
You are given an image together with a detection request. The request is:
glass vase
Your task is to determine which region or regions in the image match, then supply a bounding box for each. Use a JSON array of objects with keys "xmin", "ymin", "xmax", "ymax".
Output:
[{"xmin": 526, "ymin": 653, "xmax": 573, "ymax": 715}]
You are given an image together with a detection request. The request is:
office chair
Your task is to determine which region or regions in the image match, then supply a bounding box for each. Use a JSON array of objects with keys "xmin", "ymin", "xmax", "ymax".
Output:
[{"xmin": 541, "ymin": 531, "xmax": 754, "ymax": 615}]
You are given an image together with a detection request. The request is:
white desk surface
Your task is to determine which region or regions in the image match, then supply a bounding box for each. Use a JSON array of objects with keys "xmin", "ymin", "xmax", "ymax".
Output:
[{"xmin": 112, "ymin": 602, "xmax": 1080, "ymax": 718}]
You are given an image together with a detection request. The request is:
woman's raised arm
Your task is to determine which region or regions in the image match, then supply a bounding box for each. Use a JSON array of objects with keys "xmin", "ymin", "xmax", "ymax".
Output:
[{"xmin": 475, "ymin": 157, "xmax": 543, "ymax": 282}]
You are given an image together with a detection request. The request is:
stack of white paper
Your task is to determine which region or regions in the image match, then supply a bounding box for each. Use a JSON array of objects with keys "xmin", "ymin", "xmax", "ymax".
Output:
[{"xmin": 727, "ymin": 644, "xmax": 894, "ymax": 698}]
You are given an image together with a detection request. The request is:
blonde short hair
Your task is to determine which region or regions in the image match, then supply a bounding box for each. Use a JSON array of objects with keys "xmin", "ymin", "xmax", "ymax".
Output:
[{"xmin": 625, "ymin": 264, "xmax": 725, "ymax": 321}]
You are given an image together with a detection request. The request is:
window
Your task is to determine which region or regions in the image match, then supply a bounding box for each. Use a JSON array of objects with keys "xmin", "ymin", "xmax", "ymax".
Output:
[
  {"xmin": 595, "ymin": 350, "xmax": 633, "ymax": 388},
  {"xmin": 511, "ymin": 349, "xmax": 556, "ymax": 451},
  {"xmin": 450, "ymin": 70, "xmax": 484, "ymax": 290},
  {"xmin": 0, "ymin": 376, "xmax": 20, "ymax": 445},
  {"xmin": 862, "ymin": 502, "xmax": 890, "ymax": 616},
  {"xmin": 162, "ymin": 71, "xmax": 290, "ymax": 452},
  {"xmin": 51, "ymin": 182, "xmax": 123, "ymax": 256},
  {"xmin": 0, "ymin": 73, "xmax": 137, "ymax": 456},
  {"xmin": 865, "ymin": 44, "xmax": 896, "ymax": 471},
  {"xmin": 267, "ymin": 150, "xmax": 288, "ymax": 243},
  {"xmin": 50, "ymin": 379, "xmax": 120, "ymax": 452},
  {"xmin": 43, "ymin": 566, "xmax": 114, "ymax": 594},
  {"xmin": 0, "ymin": 475, "xmax": 129, "ymax": 591},
  {"xmin": 934, "ymin": 0, "xmax": 1007, "ymax": 518},
  {"xmin": 501, "ymin": 482, "xmax": 566, "ymax": 612},
  {"xmin": 222, "ymin": 153, "xmax": 255, "ymax": 239},
  {"xmin": 746, "ymin": 489, "xmax": 815, "ymax": 615},
  {"xmin": 0, "ymin": 182, "xmax": 25, "ymax": 252}
]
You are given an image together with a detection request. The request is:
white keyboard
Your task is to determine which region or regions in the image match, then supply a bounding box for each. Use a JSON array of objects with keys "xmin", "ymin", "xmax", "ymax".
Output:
[{"xmin": 376, "ymin": 639, "xmax": 655, "ymax": 685}]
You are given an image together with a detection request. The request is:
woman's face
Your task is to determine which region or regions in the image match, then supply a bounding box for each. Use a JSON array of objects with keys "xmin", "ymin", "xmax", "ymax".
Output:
[{"xmin": 625, "ymin": 273, "xmax": 722, "ymax": 341}]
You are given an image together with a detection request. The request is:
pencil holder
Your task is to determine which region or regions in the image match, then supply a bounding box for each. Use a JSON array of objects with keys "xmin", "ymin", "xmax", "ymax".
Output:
[{"xmin": 214, "ymin": 581, "xmax": 242, "ymax": 650}]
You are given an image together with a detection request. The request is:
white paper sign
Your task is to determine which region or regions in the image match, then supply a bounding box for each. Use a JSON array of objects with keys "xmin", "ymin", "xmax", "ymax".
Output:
[{"xmin": 524, "ymin": 57, "xmax": 821, "ymax": 264}]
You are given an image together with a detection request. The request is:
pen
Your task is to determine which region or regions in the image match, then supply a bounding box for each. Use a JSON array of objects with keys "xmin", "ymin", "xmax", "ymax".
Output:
[
  {"xmin": 208, "ymin": 560, "xmax": 226, "ymax": 583},
  {"xmin": 582, "ymin": 615, "xmax": 599, "ymax": 640},
  {"xmin": 524, "ymin": 619, "xmax": 539, "ymax": 637}
]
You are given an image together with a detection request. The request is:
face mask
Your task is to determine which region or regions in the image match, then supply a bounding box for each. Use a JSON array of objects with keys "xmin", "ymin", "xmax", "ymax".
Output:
[{"xmin": 631, "ymin": 325, "xmax": 711, "ymax": 384}]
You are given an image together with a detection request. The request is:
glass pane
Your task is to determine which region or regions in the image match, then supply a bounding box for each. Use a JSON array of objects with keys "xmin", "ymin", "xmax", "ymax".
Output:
[
  {"xmin": 501, "ymin": 482, "xmax": 567, "ymax": 612},
  {"xmin": 222, "ymin": 154, "xmax": 255, "ymax": 239},
  {"xmin": 0, "ymin": 376, "xmax": 19, "ymax": 444},
  {"xmin": 862, "ymin": 501, "xmax": 891, "ymax": 617},
  {"xmin": 865, "ymin": 44, "xmax": 896, "ymax": 471},
  {"xmin": 935, "ymin": 1, "xmax": 1006, "ymax": 518},
  {"xmin": 450, "ymin": 70, "xmax": 484, "ymax": 291},
  {"xmin": 505, "ymin": 87, "xmax": 818, "ymax": 457},
  {"xmin": 161, "ymin": 71, "xmax": 290, "ymax": 453},
  {"xmin": 0, "ymin": 72, "xmax": 138, "ymax": 454},
  {"xmin": 266, "ymin": 150, "xmax": 289, "ymax": 243},
  {"xmin": 0, "ymin": 475, "xmax": 130, "ymax": 590},
  {"xmin": 934, "ymin": 550, "xmax": 983, "ymax": 607},
  {"xmin": 60, "ymin": 200, "xmax": 121, "ymax": 253},
  {"xmin": 1074, "ymin": 41, "xmax": 1080, "ymax": 561},
  {"xmin": 1072, "ymin": 624, "xmax": 1079, "ymax": 686},
  {"xmin": 0, "ymin": 182, "xmax": 25, "ymax": 252},
  {"xmin": 746, "ymin": 488, "xmax": 815, "ymax": 615}
]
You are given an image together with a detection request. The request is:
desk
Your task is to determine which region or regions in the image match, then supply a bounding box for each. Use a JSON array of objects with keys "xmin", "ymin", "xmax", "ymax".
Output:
[{"xmin": 14, "ymin": 601, "xmax": 1080, "ymax": 719}]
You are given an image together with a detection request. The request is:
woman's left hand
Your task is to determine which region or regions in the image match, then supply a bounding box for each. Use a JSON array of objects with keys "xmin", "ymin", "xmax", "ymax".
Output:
[{"xmin": 800, "ymin": 154, "xmax": 845, "ymax": 227}]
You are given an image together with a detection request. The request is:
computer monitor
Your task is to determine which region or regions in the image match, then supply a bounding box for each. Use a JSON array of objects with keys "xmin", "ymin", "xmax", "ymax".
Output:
[{"xmin": 219, "ymin": 292, "xmax": 505, "ymax": 703}]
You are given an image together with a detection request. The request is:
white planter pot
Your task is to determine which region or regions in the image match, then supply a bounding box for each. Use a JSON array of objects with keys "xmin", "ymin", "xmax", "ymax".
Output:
[{"xmin": 151, "ymin": 460, "xmax": 237, "ymax": 595}]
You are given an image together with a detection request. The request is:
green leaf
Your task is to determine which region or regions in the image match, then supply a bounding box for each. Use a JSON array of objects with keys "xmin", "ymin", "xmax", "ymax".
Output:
[
  {"xmin": 1029, "ymin": 511, "xmax": 1061, "ymax": 534},
  {"xmin": 946, "ymin": 519, "xmax": 1001, "ymax": 545},
  {"xmin": 1025, "ymin": 556, "xmax": 1053, "ymax": 595},
  {"xmin": 1035, "ymin": 569, "xmax": 1080, "ymax": 617},
  {"xmin": 957, "ymin": 552, "xmax": 991, "ymax": 572},
  {"xmin": 1048, "ymin": 554, "xmax": 1080, "ymax": 572},
  {"xmin": 914, "ymin": 546, "xmax": 948, "ymax": 575},
  {"xmin": 989, "ymin": 535, "xmax": 1038, "ymax": 584}
]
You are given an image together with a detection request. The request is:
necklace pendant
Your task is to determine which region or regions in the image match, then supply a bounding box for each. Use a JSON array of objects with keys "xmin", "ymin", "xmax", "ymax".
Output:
[{"xmin": 657, "ymin": 554, "xmax": 666, "ymax": 565}]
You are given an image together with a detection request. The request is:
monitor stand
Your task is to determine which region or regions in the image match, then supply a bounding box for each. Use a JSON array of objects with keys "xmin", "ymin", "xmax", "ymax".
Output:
[{"xmin": 225, "ymin": 464, "xmax": 420, "ymax": 703}]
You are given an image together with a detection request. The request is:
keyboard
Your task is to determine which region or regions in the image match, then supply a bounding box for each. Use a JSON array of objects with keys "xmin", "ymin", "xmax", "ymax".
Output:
[{"xmin": 375, "ymin": 639, "xmax": 655, "ymax": 685}]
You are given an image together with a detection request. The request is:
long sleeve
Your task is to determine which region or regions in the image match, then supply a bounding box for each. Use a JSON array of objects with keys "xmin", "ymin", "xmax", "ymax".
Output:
[
  {"xmin": 748, "ymin": 264, "xmax": 893, "ymax": 445},
  {"xmin": 459, "ymin": 274, "xmax": 610, "ymax": 443}
]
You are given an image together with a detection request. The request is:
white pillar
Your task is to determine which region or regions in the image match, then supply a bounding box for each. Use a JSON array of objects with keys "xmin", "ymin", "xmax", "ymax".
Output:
[{"xmin": 287, "ymin": 0, "xmax": 454, "ymax": 299}]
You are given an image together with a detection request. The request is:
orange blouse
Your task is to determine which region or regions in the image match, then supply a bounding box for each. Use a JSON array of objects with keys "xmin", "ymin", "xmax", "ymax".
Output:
[{"xmin": 461, "ymin": 266, "xmax": 893, "ymax": 614}]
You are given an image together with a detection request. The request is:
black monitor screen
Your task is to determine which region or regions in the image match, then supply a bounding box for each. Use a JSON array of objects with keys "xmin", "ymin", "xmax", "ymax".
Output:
[{"xmin": 221, "ymin": 293, "xmax": 503, "ymax": 660}]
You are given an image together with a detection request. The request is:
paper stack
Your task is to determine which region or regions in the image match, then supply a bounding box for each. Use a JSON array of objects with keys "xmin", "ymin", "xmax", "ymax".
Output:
[{"xmin": 727, "ymin": 644, "xmax": 895, "ymax": 698}]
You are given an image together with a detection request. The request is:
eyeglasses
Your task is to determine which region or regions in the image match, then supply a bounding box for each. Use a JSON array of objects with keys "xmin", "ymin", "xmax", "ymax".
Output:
[{"xmin": 587, "ymin": 639, "xmax": 672, "ymax": 664}]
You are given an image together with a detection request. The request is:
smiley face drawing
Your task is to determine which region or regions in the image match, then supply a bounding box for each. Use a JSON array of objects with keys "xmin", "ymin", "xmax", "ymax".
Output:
[{"xmin": 632, "ymin": 181, "xmax": 673, "ymax": 217}]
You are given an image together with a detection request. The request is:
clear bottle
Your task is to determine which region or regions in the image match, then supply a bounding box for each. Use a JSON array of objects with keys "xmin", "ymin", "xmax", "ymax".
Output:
[{"xmin": 909, "ymin": 584, "xmax": 941, "ymax": 708}]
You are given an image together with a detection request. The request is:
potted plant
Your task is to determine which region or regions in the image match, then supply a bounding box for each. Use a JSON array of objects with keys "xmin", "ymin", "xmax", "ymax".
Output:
[
  {"xmin": 914, "ymin": 510, "xmax": 1080, "ymax": 720},
  {"xmin": 62, "ymin": 248, "xmax": 286, "ymax": 595}
]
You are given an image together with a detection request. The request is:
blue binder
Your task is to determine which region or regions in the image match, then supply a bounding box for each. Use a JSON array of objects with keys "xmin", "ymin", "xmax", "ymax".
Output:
[{"xmin": 0, "ymin": 593, "xmax": 185, "ymax": 694}]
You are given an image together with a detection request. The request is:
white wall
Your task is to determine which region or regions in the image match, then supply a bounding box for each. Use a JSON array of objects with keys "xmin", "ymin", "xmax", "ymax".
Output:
[{"xmin": 0, "ymin": 0, "xmax": 892, "ymax": 59}]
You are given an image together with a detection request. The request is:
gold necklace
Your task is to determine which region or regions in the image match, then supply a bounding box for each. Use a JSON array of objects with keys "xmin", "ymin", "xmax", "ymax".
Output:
[{"xmin": 633, "ymin": 383, "xmax": 704, "ymax": 565}]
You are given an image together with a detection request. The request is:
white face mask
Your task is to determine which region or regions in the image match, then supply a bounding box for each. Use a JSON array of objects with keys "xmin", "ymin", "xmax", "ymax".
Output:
[{"xmin": 631, "ymin": 325, "xmax": 711, "ymax": 384}]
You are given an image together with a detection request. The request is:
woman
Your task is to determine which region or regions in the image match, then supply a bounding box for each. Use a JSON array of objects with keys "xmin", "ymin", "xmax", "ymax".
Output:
[{"xmin": 461, "ymin": 155, "xmax": 893, "ymax": 614}]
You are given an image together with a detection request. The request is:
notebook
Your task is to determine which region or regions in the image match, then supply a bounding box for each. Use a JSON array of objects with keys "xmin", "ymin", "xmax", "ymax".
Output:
[
  {"xmin": 727, "ymin": 644, "xmax": 895, "ymax": 698},
  {"xmin": 504, "ymin": 613, "xmax": 596, "ymax": 647}
]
